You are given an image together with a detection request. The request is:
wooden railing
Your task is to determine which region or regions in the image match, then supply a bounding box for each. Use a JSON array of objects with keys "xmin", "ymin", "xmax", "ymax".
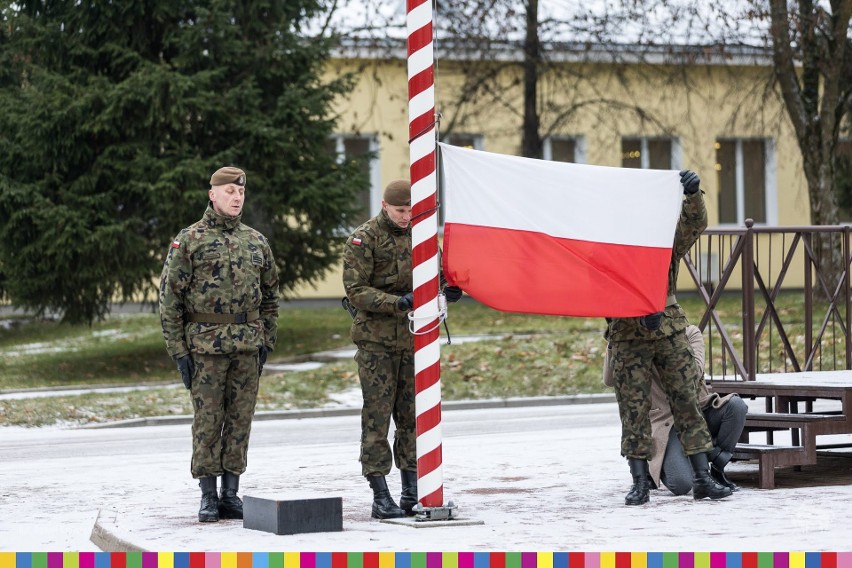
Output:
[{"xmin": 684, "ymin": 220, "xmax": 852, "ymax": 380}]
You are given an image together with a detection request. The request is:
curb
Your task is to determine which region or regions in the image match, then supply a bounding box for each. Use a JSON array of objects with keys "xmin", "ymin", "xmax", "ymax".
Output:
[
  {"xmin": 90, "ymin": 510, "xmax": 148, "ymax": 552},
  {"xmin": 80, "ymin": 393, "xmax": 617, "ymax": 429}
]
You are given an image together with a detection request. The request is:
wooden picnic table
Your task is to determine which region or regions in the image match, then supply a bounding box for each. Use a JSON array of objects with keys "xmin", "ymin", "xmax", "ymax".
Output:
[{"xmin": 708, "ymin": 370, "xmax": 852, "ymax": 489}]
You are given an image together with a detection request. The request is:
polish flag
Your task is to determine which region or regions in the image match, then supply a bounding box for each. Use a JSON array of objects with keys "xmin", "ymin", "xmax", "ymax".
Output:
[{"xmin": 439, "ymin": 143, "xmax": 684, "ymax": 317}]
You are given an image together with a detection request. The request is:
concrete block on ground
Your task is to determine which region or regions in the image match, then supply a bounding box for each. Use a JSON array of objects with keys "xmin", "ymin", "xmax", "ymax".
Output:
[{"xmin": 243, "ymin": 495, "xmax": 343, "ymax": 535}]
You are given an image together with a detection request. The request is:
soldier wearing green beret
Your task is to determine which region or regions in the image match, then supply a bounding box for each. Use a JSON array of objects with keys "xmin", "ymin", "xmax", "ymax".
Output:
[
  {"xmin": 343, "ymin": 179, "xmax": 462, "ymax": 519},
  {"xmin": 342, "ymin": 179, "xmax": 415, "ymax": 520},
  {"xmin": 159, "ymin": 166, "xmax": 279, "ymax": 523}
]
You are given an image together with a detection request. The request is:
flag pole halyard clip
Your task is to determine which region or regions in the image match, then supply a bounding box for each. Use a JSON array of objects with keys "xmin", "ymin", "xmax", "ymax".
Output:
[{"xmin": 407, "ymin": 293, "xmax": 447, "ymax": 335}]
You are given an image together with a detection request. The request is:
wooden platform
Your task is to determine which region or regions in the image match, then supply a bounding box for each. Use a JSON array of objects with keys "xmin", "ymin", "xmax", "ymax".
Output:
[{"xmin": 710, "ymin": 371, "xmax": 852, "ymax": 489}]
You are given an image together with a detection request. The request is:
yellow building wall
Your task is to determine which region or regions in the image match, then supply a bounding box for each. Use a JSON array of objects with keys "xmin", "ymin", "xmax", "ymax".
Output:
[{"xmin": 293, "ymin": 53, "xmax": 811, "ymax": 299}]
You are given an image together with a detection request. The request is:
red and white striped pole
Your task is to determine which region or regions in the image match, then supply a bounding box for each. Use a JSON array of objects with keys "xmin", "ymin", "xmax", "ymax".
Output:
[{"xmin": 406, "ymin": 0, "xmax": 444, "ymax": 509}]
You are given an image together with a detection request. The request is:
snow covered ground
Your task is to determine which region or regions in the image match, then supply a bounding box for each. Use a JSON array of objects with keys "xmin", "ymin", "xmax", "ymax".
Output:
[{"xmin": 2, "ymin": 400, "xmax": 851, "ymax": 552}]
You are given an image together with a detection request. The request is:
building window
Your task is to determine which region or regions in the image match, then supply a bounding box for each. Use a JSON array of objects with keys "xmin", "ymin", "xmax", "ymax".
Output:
[
  {"xmin": 438, "ymin": 133, "xmax": 484, "ymax": 227},
  {"xmin": 328, "ymin": 134, "xmax": 380, "ymax": 227},
  {"xmin": 621, "ymin": 137, "xmax": 680, "ymax": 169},
  {"xmin": 544, "ymin": 136, "xmax": 586, "ymax": 163},
  {"xmin": 715, "ymin": 138, "xmax": 776, "ymax": 225}
]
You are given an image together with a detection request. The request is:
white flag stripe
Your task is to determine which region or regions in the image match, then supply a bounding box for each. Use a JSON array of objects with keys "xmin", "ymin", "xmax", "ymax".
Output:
[
  {"xmin": 439, "ymin": 143, "xmax": 682, "ymax": 248},
  {"xmin": 415, "ymin": 379, "xmax": 441, "ymax": 410}
]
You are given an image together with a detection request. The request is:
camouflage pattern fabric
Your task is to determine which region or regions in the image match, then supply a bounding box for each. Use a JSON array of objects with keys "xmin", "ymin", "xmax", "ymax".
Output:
[
  {"xmin": 610, "ymin": 327, "xmax": 713, "ymax": 458},
  {"xmin": 190, "ymin": 352, "xmax": 260, "ymax": 477},
  {"xmin": 158, "ymin": 203, "xmax": 279, "ymax": 479},
  {"xmin": 342, "ymin": 209, "xmax": 415, "ymax": 475},
  {"xmin": 159, "ymin": 204, "xmax": 279, "ymax": 358},
  {"xmin": 342, "ymin": 210, "xmax": 413, "ymax": 353},
  {"xmin": 356, "ymin": 349, "xmax": 416, "ymax": 476},
  {"xmin": 607, "ymin": 191, "xmax": 712, "ymax": 459}
]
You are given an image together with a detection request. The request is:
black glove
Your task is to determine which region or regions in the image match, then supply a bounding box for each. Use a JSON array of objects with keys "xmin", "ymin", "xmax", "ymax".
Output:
[
  {"xmin": 258, "ymin": 345, "xmax": 269, "ymax": 375},
  {"xmin": 679, "ymin": 169, "xmax": 700, "ymax": 195},
  {"xmin": 397, "ymin": 292, "xmax": 414, "ymax": 311},
  {"xmin": 639, "ymin": 312, "xmax": 664, "ymax": 331},
  {"xmin": 174, "ymin": 354, "xmax": 195, "ymax": 390},
  {"xmin": 444, "ymin": 286, "xmax": 463, "ymax": 303}
]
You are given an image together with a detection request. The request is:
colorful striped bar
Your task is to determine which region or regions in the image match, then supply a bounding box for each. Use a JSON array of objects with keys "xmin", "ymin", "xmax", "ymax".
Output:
[{"xmin": 2, "ymin": 553, "xmax": 852, "ymax": 568}]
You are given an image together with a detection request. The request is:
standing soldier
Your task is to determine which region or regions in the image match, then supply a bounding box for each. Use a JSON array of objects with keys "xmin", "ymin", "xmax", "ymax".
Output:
[
  {"xmin": 159, "ymin": 166, "xmax": 279, "ymax": 523},
  {"xmin": 606, "ymin": 169, "xmax": 732, "ymax": 505},
  {"xmin": 342, "ymin": 179, "xmax": 415, "ymax": 520}
]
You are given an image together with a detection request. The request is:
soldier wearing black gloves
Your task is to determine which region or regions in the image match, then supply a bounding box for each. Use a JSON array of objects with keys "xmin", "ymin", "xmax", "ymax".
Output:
[{"xmin": 605, "ymin": 169, "xmax": 732, "ymax": 506}]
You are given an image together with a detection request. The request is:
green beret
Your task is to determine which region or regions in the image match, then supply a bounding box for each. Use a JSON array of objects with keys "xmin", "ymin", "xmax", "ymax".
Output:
[
  {"xmin": 210, "ymin": 166, "xmax": 246, "ymax": 187},
  {"xmin": 383, "ymin": 179, "xmax": 411, "ymax": 206}
]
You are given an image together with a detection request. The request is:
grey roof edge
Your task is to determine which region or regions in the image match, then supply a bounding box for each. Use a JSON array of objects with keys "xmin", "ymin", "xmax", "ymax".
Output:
[{"xmin": 331, "ymin": 37, "xmax": 774, "ymax": 66}]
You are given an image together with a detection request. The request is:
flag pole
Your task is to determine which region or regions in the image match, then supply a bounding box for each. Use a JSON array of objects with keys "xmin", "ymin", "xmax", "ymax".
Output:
[{"xmin": 406, "ymin": 0, "xmax": 454, "ymax": 520}]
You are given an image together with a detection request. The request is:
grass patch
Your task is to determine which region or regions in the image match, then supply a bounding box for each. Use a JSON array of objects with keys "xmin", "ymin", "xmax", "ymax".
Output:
[{"xmin": 0, "ymin": 291, "xmax": 833, "ymax": 427}]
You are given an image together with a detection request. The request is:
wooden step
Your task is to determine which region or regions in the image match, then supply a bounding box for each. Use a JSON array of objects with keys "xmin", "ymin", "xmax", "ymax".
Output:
[
  {"xmin": 732, "ymin": 443, "xmax": 810, "ymax": 489},
  {"xmin": 745, "ymin": 412, "xmax": 846, "ymax": 433},
  {"xmin": 745, "ymin": 412, "xmax": 844, "ymax": 424}
]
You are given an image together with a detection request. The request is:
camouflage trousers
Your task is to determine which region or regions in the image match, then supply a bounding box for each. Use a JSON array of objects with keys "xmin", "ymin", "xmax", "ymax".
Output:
[
  {"xmin": 355, "ymin": 348, "xmax": 416, "ymax": 476},
  {"xmin": 189, "ymin": 351, "xmax": 260, "ymax": 478},
  {"xmin": 610, "ymin": 331, "xmax": 713, "ymax": 459}
]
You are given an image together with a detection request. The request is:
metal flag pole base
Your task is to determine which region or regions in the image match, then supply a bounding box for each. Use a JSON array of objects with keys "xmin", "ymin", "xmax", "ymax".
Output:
[
  {"xmin": 414, "ymin": 500, "xmax": 457, "ymax": 521},
  {"xmin": 380, "ymin": 501, "xmax": 485, "ymax": 528}
]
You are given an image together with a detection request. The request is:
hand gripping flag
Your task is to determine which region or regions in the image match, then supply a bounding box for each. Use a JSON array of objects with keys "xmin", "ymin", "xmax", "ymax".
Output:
[{"xmin": 439, "ymin": 143, "xmax": 684, "ymax": 317}]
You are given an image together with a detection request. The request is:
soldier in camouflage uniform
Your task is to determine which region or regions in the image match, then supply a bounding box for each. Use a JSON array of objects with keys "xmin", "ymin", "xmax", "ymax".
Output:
[
  {"xmin": 159, "ymin": 166, "xmax": 279, "ymax": 523},
  {"xmin": 342, "ymin": 179, "xmax": 461, "ymax": 520},
  {"xmin": 606, "ymin": 169, "xmax": 731, "ymax": 505}
]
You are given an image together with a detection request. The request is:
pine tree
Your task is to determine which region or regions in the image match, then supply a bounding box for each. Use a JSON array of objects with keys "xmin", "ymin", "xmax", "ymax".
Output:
[{"xmin": 0, "ymin": 0, "xmax": 364, "ymax": 323}]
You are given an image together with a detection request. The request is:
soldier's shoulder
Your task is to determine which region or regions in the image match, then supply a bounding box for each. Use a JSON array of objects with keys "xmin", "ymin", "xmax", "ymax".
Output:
[
  {"xmin": 348, "ymin": 218, "xmax": 379, "ymax": 244},
  {"xmin": 239, "ymin": 223, "xmax": 270, "ymax": 244}
]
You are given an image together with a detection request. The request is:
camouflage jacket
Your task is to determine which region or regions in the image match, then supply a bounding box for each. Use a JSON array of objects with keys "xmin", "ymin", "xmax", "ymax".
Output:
[
  {"xmin": 606, "ymin": 190, "xmax": 707, "ymax": 343},
  {"xmin": 342, "ymin": 209, "xmax": 413, "ymax": 353},
  {"xmin": 159, "ymin": 204, "xmax": 280, "ymax": 358}
]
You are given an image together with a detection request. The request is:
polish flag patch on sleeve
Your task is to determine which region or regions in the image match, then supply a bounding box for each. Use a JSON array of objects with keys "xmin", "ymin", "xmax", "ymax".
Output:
[
  {"xmin": 352, "ymin": 237, "xmax": 362, "ymax": 246},
  {"xmin": 171, "ymin": 240, "xmax": 181, "ymax": 248}
]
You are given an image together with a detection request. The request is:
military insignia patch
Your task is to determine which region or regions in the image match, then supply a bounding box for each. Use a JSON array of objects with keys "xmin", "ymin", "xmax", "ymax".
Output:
[
  {"xmin": 251, "ymin": 253, "xmax": 263, "ymax": 265},
  {"xmin": 171, "ymin": 241, "xmax": 180, "ymax": 248},
  {"xmin": 352, "ymin": 238, "xmax": 362, "ymax": 246}
]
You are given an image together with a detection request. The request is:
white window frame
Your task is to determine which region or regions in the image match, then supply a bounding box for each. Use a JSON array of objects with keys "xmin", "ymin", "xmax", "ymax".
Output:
[
  {"xmin": 543, "ymin": 136, "xmax": 587, "ymax": 163},
  {"xmin": 621, "ymin": 136, "xmax": 682, "ymax": 169},
  {"xmin": 330, "ymin": 133, "xmax": 381, "ymax": 220},
  {"xmin": 716, "ymin": 138, "xmax": 777, "ymax": 226}
]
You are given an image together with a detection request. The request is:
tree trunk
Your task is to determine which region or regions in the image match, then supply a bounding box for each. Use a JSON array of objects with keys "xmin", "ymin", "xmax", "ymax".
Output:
[
  {"xmin": 521, "ymin": 0, "xmax": 542, "ymax": 159},
  {"xmin": 768, "ymin": 0, "xmax": 851, "ymax": 298}
]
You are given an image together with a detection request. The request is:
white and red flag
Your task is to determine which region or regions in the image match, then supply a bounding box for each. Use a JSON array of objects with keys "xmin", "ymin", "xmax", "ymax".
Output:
[{"xmin": 439, "ymin": 143, "xmax": 684, "ymax": 317}]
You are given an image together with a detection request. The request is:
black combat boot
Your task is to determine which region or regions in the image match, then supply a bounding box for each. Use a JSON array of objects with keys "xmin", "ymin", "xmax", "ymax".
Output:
[
  {"xmin": 710, "ymin": 450, "xmax": 739, "ymax": 492},
  {"xmin": 400, "ymin": 470, "xmax": 418, "ymax": 515},
  {"xmin": 198, "ymin": 477, "xmax": 219, "ymax": 522},
  {"xmin": 219, "ymin": 471, "xmax": 243, "ymax": 519},
  {"xmin": 690, "ymin": 452, "xmax": 733, "ymax": 500},
  {"xmin": 367, "ymin": 474, "xmax": 406, "ymax": 519},
  {"xmin": 625, "ymin": 458, "xmax": 652, "ymax": 506}
]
